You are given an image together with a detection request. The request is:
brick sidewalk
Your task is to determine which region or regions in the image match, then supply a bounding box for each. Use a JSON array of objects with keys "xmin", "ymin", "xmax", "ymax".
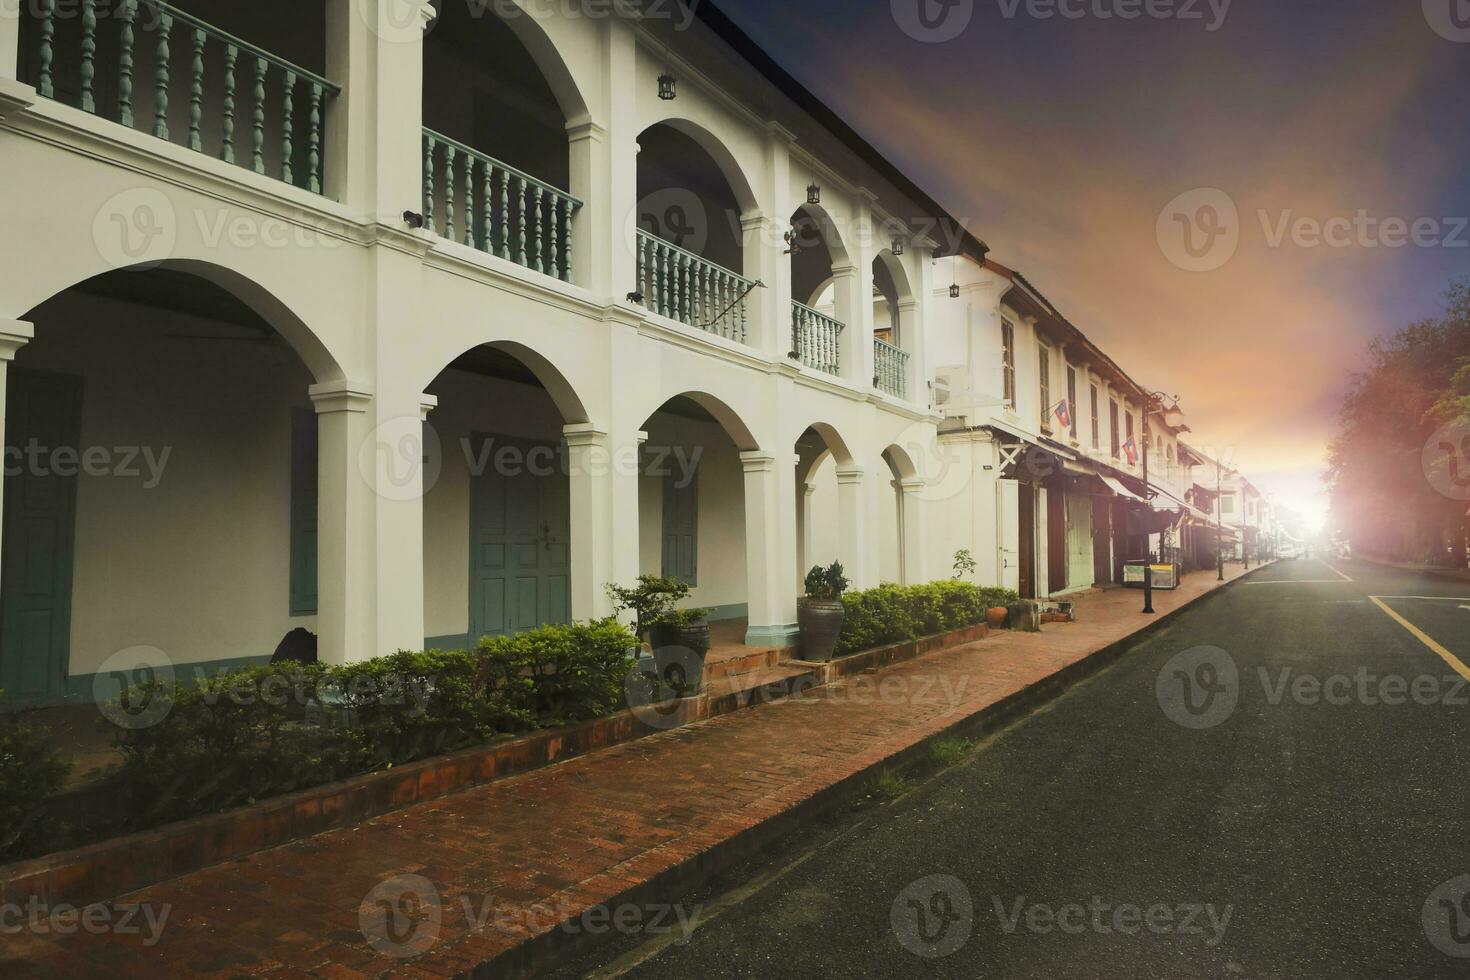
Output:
[{"xmin": 6, "ymin": 566, "xmax": 1257, "ymax": 978}]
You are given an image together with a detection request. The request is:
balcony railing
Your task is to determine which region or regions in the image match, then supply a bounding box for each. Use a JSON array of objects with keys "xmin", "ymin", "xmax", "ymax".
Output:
[
  {"xmin": 422, "ymin": 129, "xmax": 581, "ymax": 283},
  {"xmin": 23, "ymin": 0, "xmax": 339, "ymax": 194},
  {"xmin": 791, "ymin": 301, "xmax": 843, "ymax": 376},
  {"xmin": 874, "ymin": 337, "xmax": 909, "ymax": 399},
  {"xmin": 635, "ymin": 230, "xmax": 754, "ymax": 344}
]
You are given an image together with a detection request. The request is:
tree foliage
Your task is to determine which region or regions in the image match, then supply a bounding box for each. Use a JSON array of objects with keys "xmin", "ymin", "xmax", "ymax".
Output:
[{"xmin": 1327, "ymin": 279, "xmax": 1470, "ymax": 565}]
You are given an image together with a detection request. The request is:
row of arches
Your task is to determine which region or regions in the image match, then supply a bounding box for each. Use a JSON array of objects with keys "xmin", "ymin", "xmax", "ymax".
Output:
[{"xmin": 0, "ymin": 261, "xmax": 923, "ymax": 703}]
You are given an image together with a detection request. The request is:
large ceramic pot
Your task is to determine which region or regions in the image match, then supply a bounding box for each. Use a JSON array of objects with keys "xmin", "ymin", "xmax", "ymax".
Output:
[
  {"xmin": 649, "ymin": 617, "xmax": 711, "ymax": 695},
  {"xmin": 985, "ymin": 606, "xmax": 1009, "ymax": 628},
  {"xmin": 798, "ymin": 599, "xmax": 846, "ymax": 662}
]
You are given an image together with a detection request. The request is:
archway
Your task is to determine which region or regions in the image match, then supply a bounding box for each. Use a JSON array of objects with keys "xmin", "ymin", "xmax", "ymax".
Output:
[
  {"xmin": 794, "ymin": 423, "xmax": 865, "ymax": 589},
  {"xmin": 3, "ymin": 267, "xmax": 342, "ymax": 705},
  {"xmin": 635, "ymin": 121, "xmax": 758, "ymax": 340},
  {"xmin": 881, "ymin": 445, "xmax": 922, "ymax": 584},
  {"xmin": 636, "ymin": 393, "xmax": 755, "ymax": 629},
  {"xmin": 420, "ymin": 340, "xmax": 592, "ymax": 648}
]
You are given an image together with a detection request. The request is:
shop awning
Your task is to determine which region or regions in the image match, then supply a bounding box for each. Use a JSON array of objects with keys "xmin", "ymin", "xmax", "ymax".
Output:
[{"xmin": 1100, "ymin": 474, "xmax": 1145, "ymax": 502}]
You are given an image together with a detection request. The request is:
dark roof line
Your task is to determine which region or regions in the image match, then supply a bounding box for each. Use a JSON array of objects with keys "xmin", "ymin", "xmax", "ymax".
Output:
[{"xmin": 685, "ymin": 0, "xmax": 989, "ymax": 262}]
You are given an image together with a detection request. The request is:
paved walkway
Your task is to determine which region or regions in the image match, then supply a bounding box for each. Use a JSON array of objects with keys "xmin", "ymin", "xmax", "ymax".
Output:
[{"xmin": 8, "ymin": 566, "xmax": 1256, "ymax": 978}]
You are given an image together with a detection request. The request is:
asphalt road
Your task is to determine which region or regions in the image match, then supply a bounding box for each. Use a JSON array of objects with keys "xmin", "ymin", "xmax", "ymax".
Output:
[{"xmin": 566, "ymin": 558, "xmax": 1470, "ymax": 979}]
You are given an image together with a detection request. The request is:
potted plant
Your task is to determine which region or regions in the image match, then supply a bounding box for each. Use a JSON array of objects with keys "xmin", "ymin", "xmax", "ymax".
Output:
[
  {"xmin": 798, "ymin": 562, "xmax": 849, "ymax": 662},
  {"xmin": 606, "ymin": 576, "xmax": 709, "ymax": 696},
  {"xmin": 648, "ymin": 606, "xmax": 713, "ymax": 696}
]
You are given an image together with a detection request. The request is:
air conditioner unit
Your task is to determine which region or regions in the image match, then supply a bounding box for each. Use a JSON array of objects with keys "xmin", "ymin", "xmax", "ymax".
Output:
[{"xmin": 933, "ymin": 366, "xmax": 966, "ymax": 418}]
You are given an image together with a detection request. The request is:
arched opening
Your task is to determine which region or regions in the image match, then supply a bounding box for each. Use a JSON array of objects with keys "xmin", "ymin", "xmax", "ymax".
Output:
[
  {"xmin": 795, "ymin": 423, "xmax": 858, "ymax": 587},
  {"xmin": 637, "ymin": 393, "xmax": 756, "ymax": 655},
  {"xmin": 421, "ymin": 341, "xmax": 589, "ymax": 647},
  {"xmin": 880, "ymin": 446, "xmax": 920, "ymax": 584},
  {"xmin": 422, "ymin": 3, "xmax": 586, "ymax": 281},
  {"xmin": 634, "ymin": 121, "xmax": 757, "ymax": 342},
  {"xmin": 3, "ymin": 268, "xmax": 339, "ymax": 706},
  {"xmin": 872, "ymin": 250, "xmax": 913, "ymax": 399},
  {"xmin": 790, "ymin": 206, "xmax": 849, "ymax": 377}
]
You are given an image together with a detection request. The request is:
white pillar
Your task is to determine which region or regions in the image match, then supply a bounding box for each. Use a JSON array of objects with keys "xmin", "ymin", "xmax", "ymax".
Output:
[
  {"xmin": 741, "ymin": 451, "xmax": 799, "ymax": 647},
  {"xmin": 309, "ymin": 380, "xmax": 375, "ymax": 664},
  {"xmin": 564, "ymin": 422, "xmax": 615, "ymax": 621},
  {"xmin": 325, "ymin": 0, "xmax": 434, "ymax": 217},
  {"xmin": 1, "ymin": 0, "xmax": 21, "ymax": 82},
  {"xmin": 368, "ymin": 391, "xmax": 435, "ymax": 654},
  {"xmin": 567, "ymin": 120, "xmax": 607, "ymax": 293},
  {"xmin": 798, "ymin": 482, "xmax": 816, "ymax": 579},
  {"xmin": 836, "ymin": 465, "xmax": 871, "ymax": 589},
  {"xmin": 599, "ymin": 19, "xmax": 640, "ymax": 303},
  {"xmin": 896, "ymin": 298, "xmax": 922, "ymax": 404},
  {"xmin": 0, "ymin": 320, "xmax": 31, "ymax": 596},
  {"xmin": 900, "ymin": 477, "xmax": 929, "ymax": 585},
  {"xmin": 743, "ymin": 212, "xmax": 786, "ymax": 359}
]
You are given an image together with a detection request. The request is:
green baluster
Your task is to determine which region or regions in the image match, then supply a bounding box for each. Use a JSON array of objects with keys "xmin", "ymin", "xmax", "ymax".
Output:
[
  {"xmin": 462, "ymin": 155, "xmax": 473, "ymax": 247},
  {"xmin": 738, "ymin": 282, "xmax": 748, "ymax": 344},
  {"xmin": 657, "ymin": 243, "xmax": 669, "ymax": 316},
  {"xmin": 443, "ymin": 144, "xmax": 456, "ymax": 242},
  {"xmin": 220, "ymin": 44, "xmax": 237, "ymax": 163},
  {"xmin": 153, "ymin": 11, "xmax": 172, "ymax": 140},
  {"xmin": 528, "ymin": 187, "xmax": 543, "ymax": 274},
  {"xmin": 547, "ymin": 193, "xmax": 560, "ymax": 278},
  {"xmin": 80, "ymin": 0, "xmax": 97, "ymax": 112},
  {"xmin": 117, "ymin": 0, "xmax": 135, "ymax": 126},
  {"xmin": 478, "ymin": 159, "xmax": 493, "ymax": 253},
  {"xmin": 494, "ymin": 167, "xmax": 509, "ymax": 258},
  {"xmin": 281, "ymin": 70, "xmax": 296, "ymax": 185},
  {"xmin": 36, "ymin": 0, "xmax": 54, "ymax": 99},
  {"xmin": 561, "ymin": 199, "xmax": 573, "ymax": 281},
  {"xmin": 513, "ymin": 176, "xmax": 527, "ymax": 267},
  {"xmin": 422, "ymin": 135, "xmax": 435, "ymax": 234},
  {"xmin": 251, "ymin": 56, "xmax": 267, "ymax": 174},
  {"xmin": 674, "ymin": 251, "xmax": 686, "ymax": 324},
  {"xmin": 307, "ymin": 82, "xmax": 323, "ymax": 193},
  {"xmin": 187, "ymin": 28, "xmax": 205, "ymax": 151}
]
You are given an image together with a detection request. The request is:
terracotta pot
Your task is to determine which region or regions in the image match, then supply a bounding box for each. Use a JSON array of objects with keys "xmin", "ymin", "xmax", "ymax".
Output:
[
  {"xmin": 797, "ymin": 599, "xmax": 846, "ymax": 662},
  {"xmin": 649, "ymin": 618, "xmax": 711, "ymax": 696},
  {"xmin": 986, "ymin": 606, "xmax": 1009, "ymax": 628}
]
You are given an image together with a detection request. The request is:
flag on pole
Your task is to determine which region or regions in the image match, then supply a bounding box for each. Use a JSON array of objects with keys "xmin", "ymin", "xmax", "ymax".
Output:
[
  {"xmin": 1123, "ymin": 436, "xmax": 1138, "ymax": 465},
  {"xmin": 1053, "ymin": 399, "xmax": 1072, "ymax": 431}
]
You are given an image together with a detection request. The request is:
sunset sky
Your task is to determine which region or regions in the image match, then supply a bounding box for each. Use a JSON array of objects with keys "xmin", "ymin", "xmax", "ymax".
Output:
[{"xmin": 717, "ymin": 0, "xmax": 1470, "ymax": 524}]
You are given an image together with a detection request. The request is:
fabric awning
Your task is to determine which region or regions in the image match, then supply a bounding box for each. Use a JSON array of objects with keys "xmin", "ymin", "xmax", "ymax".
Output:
[{"xmin": 1100, "ymin": 474, "xmax": 1145, "ymax": 502}]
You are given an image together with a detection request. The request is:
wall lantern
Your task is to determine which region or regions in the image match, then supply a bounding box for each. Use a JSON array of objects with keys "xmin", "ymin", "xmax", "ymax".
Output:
[
  {"xmin": 807, "ymin": 182, "xmax": 822, "ymax": 205},
  {"xmin": 949, "ymin": 282, "xmax": 961, "ymax": 299},
  {"xmin": 891, "ymin": 238, "xmax": 905, "ymax": 256},
  {"xmin": 658, "ymin": 73, "xmax": 678, "ymax": 101}
]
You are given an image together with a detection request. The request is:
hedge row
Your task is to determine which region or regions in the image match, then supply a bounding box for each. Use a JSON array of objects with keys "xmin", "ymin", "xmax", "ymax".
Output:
[
  {"xmin": 0, "ymin": 706, "xmax": 70, "ymax": 862},
  {"xmin": 835, "ymin": 581, "xmax": 1019, "ymax": 656},
  {"xmin": 109, "ymin": 620, "xmax": 637, "ymax": 830}
]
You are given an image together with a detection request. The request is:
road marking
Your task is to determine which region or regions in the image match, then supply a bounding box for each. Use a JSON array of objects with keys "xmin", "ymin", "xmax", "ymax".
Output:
[
  {"xmin": 1370, "ymin": 596, "xmax": 1470, "ymax": 602},
  {"xmin": 1368, "ymin": 596, "xmax": 1470, "ymax": 683},
  {"xmin": 1244, "ymin": 580, "xmax": 1354, "ymax": 585},
  {"xmin": 1319, "ymin": 561, "xmax": 1354, "ymax": 582}
]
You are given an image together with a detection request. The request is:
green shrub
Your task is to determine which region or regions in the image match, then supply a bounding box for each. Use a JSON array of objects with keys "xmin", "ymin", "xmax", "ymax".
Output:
[
  {"xmin": 0, "ymin": 703, "xmax": 70, "ymax": 861},
  {"xmin": 834, "ymin": 582, "xmax": 1020, "ymax": 655},
  {"xmin": 111, "ymin": 620, "xmax": 637, "ymax": 828}
]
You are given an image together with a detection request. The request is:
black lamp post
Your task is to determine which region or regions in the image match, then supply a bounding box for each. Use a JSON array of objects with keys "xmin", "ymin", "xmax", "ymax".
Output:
[
  {"xmin": 1140, "ymin": 391, "xmax": 1179, "ymax": 615},
  {"xmin": 1216, "ymin": 459, "xmax": 1227, "ymax": 582}
]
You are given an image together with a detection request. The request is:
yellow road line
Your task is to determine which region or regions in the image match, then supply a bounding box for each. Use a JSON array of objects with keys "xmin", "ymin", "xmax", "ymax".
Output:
[
  {"xmin": 1368, "ymin": 596, "xmax": 1470, "ymax": 682},
  {"xmin": 1320, "ymin": 560, "xmax": 1354, "ymax": 582}
]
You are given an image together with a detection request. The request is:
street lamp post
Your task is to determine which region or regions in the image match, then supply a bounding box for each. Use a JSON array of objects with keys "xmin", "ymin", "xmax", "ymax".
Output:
[
  {"xmin": 1140, "ymin": 391, "xmax": 1176, "ymax": 616},
  {"xmin": 1216, "ymin": 458, "xmax": 1226, "ymax": 582}
]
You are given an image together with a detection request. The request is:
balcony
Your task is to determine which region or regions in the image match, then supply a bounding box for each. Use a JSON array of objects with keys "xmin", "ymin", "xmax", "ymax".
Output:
[
  {"xmin": 791, "ymin": 301, "xmax": 843, "ymax": 376},
  {"xmin": 18, "ymin": 0, "xmax": 338, "ymax": 195},
  {"xmin": 874, "ymin": 337, "xmax": 909, "ymax": 399},
  {"xmin": 421, "ymin": 129, "xmax": 581, "ymax": 283},
  {"xmin": 635, "ymin": 230, "xmax": 754, "ymax": 345}
]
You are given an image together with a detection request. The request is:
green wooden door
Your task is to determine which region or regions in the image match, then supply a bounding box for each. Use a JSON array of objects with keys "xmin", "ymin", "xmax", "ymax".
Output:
[
  {"xmin": 1, "ymin": 369, "xmax": 82, "ymax": 705},
  {"xmin": 468, "ymin": 435, "xmax": 570, "ymax": 641}
]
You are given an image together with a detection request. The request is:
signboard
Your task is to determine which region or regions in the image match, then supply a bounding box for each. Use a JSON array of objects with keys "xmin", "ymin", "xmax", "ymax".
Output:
[{"xmin": 1123, "ymin": 562, "xmax": 1180, "ymax": 590}]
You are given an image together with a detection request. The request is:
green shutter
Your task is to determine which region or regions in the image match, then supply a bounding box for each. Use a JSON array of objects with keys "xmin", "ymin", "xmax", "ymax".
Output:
[
  {"xmin": 661, "ymin": 468, "xmax": 699, "ymax": 587},
  {"xmin": 289, "ymin": 408, "xmax": 318, "ymax": 616}
]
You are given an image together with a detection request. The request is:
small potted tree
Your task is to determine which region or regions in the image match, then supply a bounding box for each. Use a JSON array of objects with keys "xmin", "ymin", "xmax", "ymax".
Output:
[
  {"xmin": 606, "ymin": 576, "xmax": 711, "ymax": 696},
  {"xmin": 798, "ymin": 562, "xmax": 849, "ymax": 662}
]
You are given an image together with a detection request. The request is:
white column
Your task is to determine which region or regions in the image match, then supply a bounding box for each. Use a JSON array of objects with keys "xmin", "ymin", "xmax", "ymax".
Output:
[
  {"xmin": 599, "ymin": 18, "xmax": 640, "ymax": 303},
  {"xmin": 836, "ymin": 465, "xmax": 870, "ymax": 589},
  {"xmin": 830, "ymin": 262, "xmax": 860, "ymax": 384},
  {"xmin": 1, "ymin": 0, "xmax": 21, "ymax": 82},
  {"xmin": 564, "ymin": 422, "xmax": 615, "ymax": 621},
  {"xmin": 0, "ymin": 320, "xmax": 31, "ymax": 596},
  {"xmin": 567, "ymin": 120, "xmax": 607, "ymax": 293},
  {"xmin": 899, "ymin": 477, "xmax": 928, "ymax": 585},
  {"xmin": 741, "ymin": 451, "xmax": 799, "ymax": 647},
  {"xmin": 743, "ymin": 212, "xmax": 786, "ymax": 359},
  {"xmin": 309, "ymin": 380, "xmax": 375, "ymax": 664},
  {"xmin": 325, "ymin": 0, "xmax": 434, "ymax": 217},
  {"xmin": 896, "ymin": 298, "xmax": 922, "ymax": 404},
  {"xmin": 369, "ymin": 391, "xmax": 435, "ymax": 654},
  {"xmin": 798, "ymin": 482, "xmax": 816, "ymax": 579}
]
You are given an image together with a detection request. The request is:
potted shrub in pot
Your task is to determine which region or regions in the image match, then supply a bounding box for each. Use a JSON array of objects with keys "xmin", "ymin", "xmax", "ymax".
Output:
[
  {"xmin": 798, "ymin": 562, "xmax": 850, "ymax": 662},
  {"xmin": 649, "ymin": 606, "xmax": 713, "ymax": 696}
]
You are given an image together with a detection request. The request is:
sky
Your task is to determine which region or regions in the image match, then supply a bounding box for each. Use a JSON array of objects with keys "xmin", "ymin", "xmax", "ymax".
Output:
[{"xmin": 712, "ymin": 0, "xmax": 1470, "ymax": 525}]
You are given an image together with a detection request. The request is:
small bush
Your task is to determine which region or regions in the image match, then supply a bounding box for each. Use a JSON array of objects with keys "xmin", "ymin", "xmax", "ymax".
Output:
[
  {"xmin": 112, "ymin": 620, "xmax": 637, "ymax": 829},
  {"xmin": 0, "ymin": 705, "xmax": 70, "ymax": 861},
  {"xmin": 866, "ymin": 768, "xmax": 913, "ymax": 802},
  {"xmin": 927, "ymin": 737, "xmax": 973, "ymax": 768},
  {"xmin": 834, "ymin": 582, "xmax": 1019, "ymax": 656}
]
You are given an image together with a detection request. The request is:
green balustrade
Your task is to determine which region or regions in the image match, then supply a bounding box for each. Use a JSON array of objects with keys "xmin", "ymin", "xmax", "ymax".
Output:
[
  {"xmin": 791, "ymin": 301, "xmax": 844, "ymax": 376},
  {"xmin": 421, "ymin": 129, "xmax": 582, "ymax": 283},
  {"xmin": 636, "ymin": 230, "xmax": 754, "ymax": 344},
  {"xmin": 23, "ymin": 0, "xmax": 339, "ymax": 195},
  {"xmin": 874, "ymin": 336, "xmax": 910, "ymax": 399}
]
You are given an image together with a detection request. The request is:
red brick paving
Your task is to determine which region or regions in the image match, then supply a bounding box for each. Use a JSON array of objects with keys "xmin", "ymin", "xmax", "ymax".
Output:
[{"xmin": 4, "ymin": 567, "xmax": 1256, "ymax": 978}]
